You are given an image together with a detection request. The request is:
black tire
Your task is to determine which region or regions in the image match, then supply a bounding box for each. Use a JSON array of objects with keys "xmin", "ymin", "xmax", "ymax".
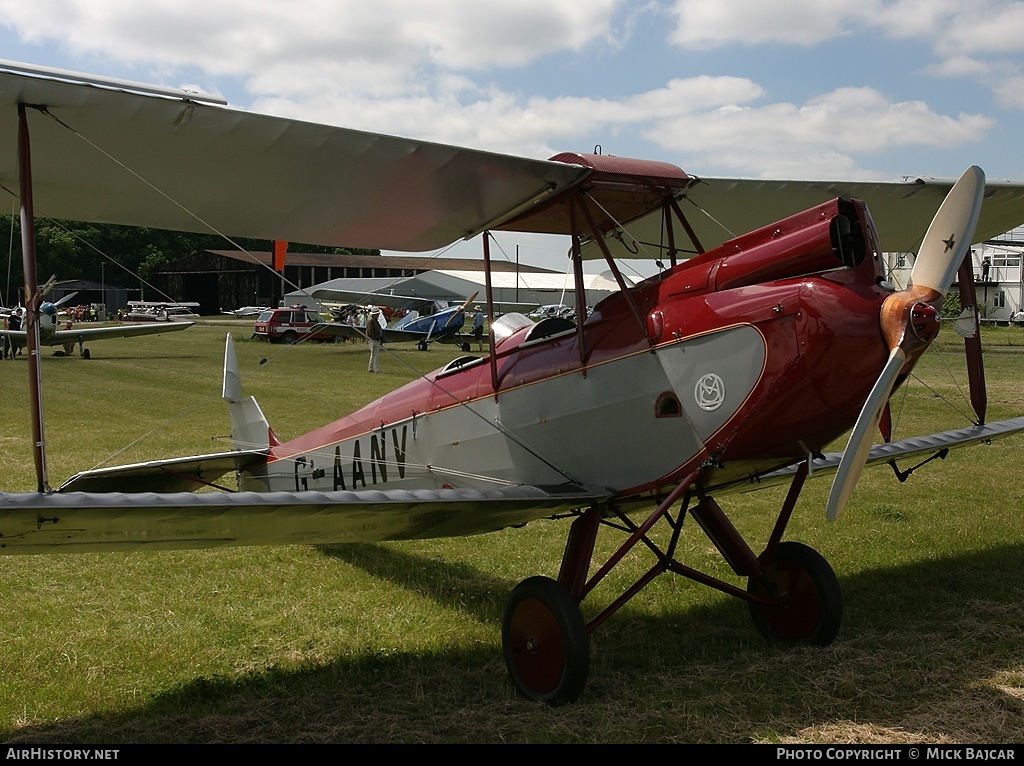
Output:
[
  {"xmin": 417, "ymin": 341, "xmax": 428, "ymax": 351},
  {"xmin": 82, "ymin": 348, "xmax": 91, "ymax": 360},
  {"xmin": 281, "ymin": 331, "xmax": 298, "ymax": 345},
  {"xmin": 502, "ymin": 576, "xmax": 589, "ymax": 705},
  {"xmin": 747, "ymin": 541, "xmax": 842, "ymax": 646}
]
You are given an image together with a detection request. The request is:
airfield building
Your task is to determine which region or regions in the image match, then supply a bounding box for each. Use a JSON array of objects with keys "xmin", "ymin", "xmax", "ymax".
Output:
[
  {"xmin": 886, "ymin": 226, "xmax": 1024, "ymax": 321},
  {"xmin": 149, "ymin": 250, "xmax": 560, "ymax": 316},
  {"xmin": 285, "ymin": 269, "xmax": 625, "ymax": 315}
]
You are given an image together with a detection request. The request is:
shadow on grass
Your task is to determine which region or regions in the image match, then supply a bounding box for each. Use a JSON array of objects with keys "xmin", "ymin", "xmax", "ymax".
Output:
[
  {"xmin": 319, "ymin": 542, "xmax": 511, "ymax": 624},
  {"xmin": 5, "ymin": 543, "xmax": 1024, "ymax": 744}
]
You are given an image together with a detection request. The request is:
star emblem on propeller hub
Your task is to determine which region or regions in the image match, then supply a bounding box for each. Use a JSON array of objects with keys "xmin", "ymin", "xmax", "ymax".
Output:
[{"xmin": 942, "ymin": 234, "xmax": 956, "ymax": 252}]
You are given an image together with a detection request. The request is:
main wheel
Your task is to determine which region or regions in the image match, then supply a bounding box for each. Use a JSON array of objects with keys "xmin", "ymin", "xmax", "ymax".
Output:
[
  {"xmin": 747, "ymin": 541, "xmax": 842, "ymax": 646},
  {"xmin": 502, "ymin": 576, "xmax": 589, "ymax": 705}
]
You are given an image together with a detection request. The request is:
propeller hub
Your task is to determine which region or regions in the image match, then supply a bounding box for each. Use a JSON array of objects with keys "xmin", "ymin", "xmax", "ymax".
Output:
[
  {"xmin": 908, "ymin": 301, "xmax": 940, "ymax": 345},
  {"xmin": 880, "ymin": 289, "xmax": 942, "ymax": 355}
]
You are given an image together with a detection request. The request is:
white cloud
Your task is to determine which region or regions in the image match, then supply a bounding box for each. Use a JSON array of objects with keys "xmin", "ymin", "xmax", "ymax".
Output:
[
  {"xmin": 0, "ymin": 0, "xmax": 622, "ymax": 80},
  {"xmin": 667, "ymin": 0, "xmax": 1024, "ymax": 114},
  {"xmin": 0, "ymin": 0, "xmax": 1010, "ymax": 181},
  {"xmin": 878, "ymin": 0, "xmax": 1024, "ymax": 57},
  {"xmin": 667, "ymin": 0, "xmax": 1024, "ymax": 57},
  {"xmin": 923, "ymin": 55, "xmax": 992, "ymax": 78},
  {"xmin": 624, "ymin": 76, "xmax": 765, "ymax": 115},
  {"xmin": 991, "ymin": 74, "xmax": 1024, "ymax": 109},
  {"xmin": 252, "ymin": 74, "xmax": 771, "ymax": 160},
  {"xmin": 639, "ymin": 86, "xmax": 993, "ymax": 179},
  {"xmin": 668, "ymin": 0, "xmax": 875, "ymax": 48},
  {"xmin": 0, "ymin": 0, "xmax": 634, "ymax": 153}
]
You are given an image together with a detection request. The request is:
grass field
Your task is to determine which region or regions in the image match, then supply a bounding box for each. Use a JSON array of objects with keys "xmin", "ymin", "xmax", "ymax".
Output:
[{"xmin": 1, "ymin": 319, "xmax": 1023, "ymax": 743}]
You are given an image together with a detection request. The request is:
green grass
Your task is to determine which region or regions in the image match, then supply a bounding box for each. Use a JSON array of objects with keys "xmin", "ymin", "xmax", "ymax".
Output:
[{"xmin": 1, "ymin": 319, "xmax": 1023, "ymax": 743}]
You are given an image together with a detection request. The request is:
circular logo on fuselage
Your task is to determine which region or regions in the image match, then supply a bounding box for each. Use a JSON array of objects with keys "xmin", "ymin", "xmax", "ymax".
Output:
[{"xmin": 694, "ymin": 373, "xmax": 726, "ymax": 411}]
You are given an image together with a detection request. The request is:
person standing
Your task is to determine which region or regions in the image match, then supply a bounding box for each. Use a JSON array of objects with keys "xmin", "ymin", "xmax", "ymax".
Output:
[
  {"xmin": 366, "ymin": 307, "xmax": 383, "ymax": 373},
  {"xmin": 472, "ymin": 305, "xmax": 484, "ymax": 350},
  {"xmin": 4, "ymin": 308, "xmax": 23, "ymax": 359}
]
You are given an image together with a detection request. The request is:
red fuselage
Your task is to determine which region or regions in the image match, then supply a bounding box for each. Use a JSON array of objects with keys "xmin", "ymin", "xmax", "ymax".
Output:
[{"xmin": 258, "ymin": 197, "xmax": 891, "ymax": 504}]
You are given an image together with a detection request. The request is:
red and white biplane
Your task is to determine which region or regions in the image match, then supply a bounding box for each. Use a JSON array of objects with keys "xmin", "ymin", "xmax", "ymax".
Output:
[{"xmin": 2, "ymin": 60, "xmax": 1024, "ymax": 704}]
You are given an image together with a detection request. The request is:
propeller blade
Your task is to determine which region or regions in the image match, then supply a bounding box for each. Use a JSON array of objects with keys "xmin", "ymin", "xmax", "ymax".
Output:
[
  {"xmin": 910, "ymin": 166, "xmax": 985, "ymax": 297},
  {"xmin": 52, "ymin": 291, "xmax": 79, "ymax": 308},
  {"xmin": 39, "ymin": 275, "xmax": 58, "ymax": 298},
  {"xmin": 956, "ymin": 259, "xmax": 987, "ymax": 424},
  {"xmin": 459, "ymin": 291, "xmax": 480, "ymax": 313},
  {"xmin": 443, "ymin": 292, "xmax": 480, "ymax": 329},
  {"xmin": 826, "ymin": 347, "xmax": 907, "ymax": 521}
]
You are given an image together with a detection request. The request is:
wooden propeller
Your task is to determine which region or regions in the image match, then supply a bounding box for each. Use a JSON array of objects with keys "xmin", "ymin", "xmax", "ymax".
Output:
[{"xmin": 826, "ymin": 166, "xmax": 985, "ymax": 521}]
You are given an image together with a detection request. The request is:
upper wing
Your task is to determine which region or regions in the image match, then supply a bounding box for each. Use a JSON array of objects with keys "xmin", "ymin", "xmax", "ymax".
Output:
[
  {"xmin": 577, "ymin": 176, "xmax": 1024, "ymax": 260},
  {"xmin": 3, "ymin": 63, "xmax": 1021, "ymax": 262},
  {"xmin": 312, "ymin": 286, "xmax": 534, "ymax": 315},
  {"xmin": 0, "ymin": 484, "xmax": 607, "ymax": 555},
  {"xmin": 310, "ymin": 286, "xmax": 441, "ymax": 312},
  {"xmin": 0, "ymin": 65, "xmax": 588, "ymax": 252},
  {"xmin": 46, "ymin": 321, "xmax": 194, "ymax": 345}
]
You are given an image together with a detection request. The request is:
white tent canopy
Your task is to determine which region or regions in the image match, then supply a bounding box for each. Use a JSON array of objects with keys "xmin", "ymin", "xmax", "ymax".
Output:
[{"xmin": 286, "ymin": 269, "xmax": 626, "ymax": 313}]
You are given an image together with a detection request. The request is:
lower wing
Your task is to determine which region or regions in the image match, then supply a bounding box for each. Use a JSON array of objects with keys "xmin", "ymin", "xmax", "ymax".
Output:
[
  {"xmin": 318, "ymin": 324, "xmax": 461, "ymax": 345},
  {"xmin": 10, "ymin": 418, "xmax": 1021, "ymax": 555},
  {"xmin": 0, "ymin": 483, "xmax": 607, "ymax": 555},
  {"xmin": 48, "ymin": 321, "xmax": 195, "ymax": 344},
  {"xmin": 733, "ymin": 416, "xmax": 1024, "ymax": 494}
]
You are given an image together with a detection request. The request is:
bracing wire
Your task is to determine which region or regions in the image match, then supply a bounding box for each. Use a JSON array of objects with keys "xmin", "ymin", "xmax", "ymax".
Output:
[{"xmin": 28, "ymin": 107, "xmax": 580, "ymax": 486}]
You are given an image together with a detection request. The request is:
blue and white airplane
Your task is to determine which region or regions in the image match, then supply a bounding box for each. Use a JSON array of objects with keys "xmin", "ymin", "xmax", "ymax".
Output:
[{"xmin": 313, "ymin": 290, "xmax": 491, "ymax": 350}]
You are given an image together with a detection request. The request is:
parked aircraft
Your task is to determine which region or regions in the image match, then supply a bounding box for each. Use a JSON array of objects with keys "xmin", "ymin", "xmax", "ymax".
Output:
[
  {"xmin": 221, "ymin": 305, "xmax": 270, "ymax": 318},
  {"xmin": 317, "ymin": 292, "xmax": 479, "ymax": 350},
  {"xmin": 1, "ymin": 286, "xmax": 193, "ymax": 359},
  {"xmin": 311, "ymin": 284, "xmax": 535, "ymax": 350},
  {"xmin": 126, "ymin": 300, "xmax": 200, "ymax": 322},
  {"xmin": 2, "ymin": 61, "xmax": 1024, "ymax": 704}
]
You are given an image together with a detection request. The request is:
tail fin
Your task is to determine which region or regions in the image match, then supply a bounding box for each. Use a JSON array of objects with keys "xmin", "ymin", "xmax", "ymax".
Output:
[{"xmin": 222, "ymin": 334, "xmax": 278, "ymax": 451}]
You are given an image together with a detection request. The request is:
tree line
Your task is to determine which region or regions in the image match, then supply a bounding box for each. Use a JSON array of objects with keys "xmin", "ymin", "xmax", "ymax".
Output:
[{"xmin": 0, "ymin": 214, "xmax": 377, "ymax": 306}]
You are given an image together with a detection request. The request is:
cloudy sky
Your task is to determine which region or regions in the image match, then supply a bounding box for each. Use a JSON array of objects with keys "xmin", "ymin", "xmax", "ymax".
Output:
[{"xmin": 1, "ymin": 0, "xmax": 1023, "ymax": 270}]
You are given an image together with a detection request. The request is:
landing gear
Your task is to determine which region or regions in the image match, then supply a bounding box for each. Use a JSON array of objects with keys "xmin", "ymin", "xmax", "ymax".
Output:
[
  {"xmin": 747, "ymin": 541, "xmax": 842, "ymax": 646},
  {"xmin": 502, "ymin": 576, "xmax": 589, "ymax": 705},
  {"xmin": 499, "ymin": 465, "xmax": 844, "ymax": 703}
]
